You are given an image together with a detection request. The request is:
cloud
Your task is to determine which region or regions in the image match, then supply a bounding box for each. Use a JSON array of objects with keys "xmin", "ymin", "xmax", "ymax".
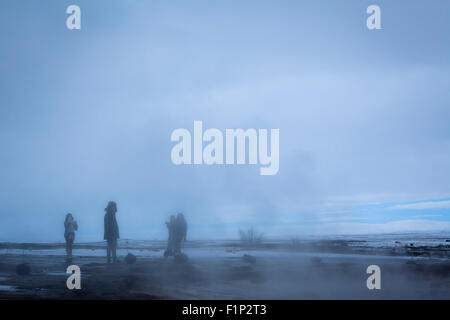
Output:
[
  {"xmin": 1, "ymin": 1, "xmax": 450, "ymax": 241},
  {"xmin": 261, "ymin": 219, "xmax": 450, "ymax": 237},
  {"xmin": 389, "ymin": 200, "xmax": 450, "ymax": 210}
]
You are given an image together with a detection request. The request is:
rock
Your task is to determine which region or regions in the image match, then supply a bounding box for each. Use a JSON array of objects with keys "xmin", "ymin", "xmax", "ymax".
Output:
[
  {"xmin": 16, "ymin": 263, "xmax": 30, "ymax": 275},
  {"xmin": 125, "ymin": 253, "xmax": 137, "ymax": 264},
  {"xmin": 242, "ymin": 254, "xmax": 256, "ymax": 264},
  {"xmin": 445, "ymin": 240, "xmax": 450, "ymax": 243},
  {"xmin": 174, "ymin": 253, "xmax": 189, "ymax": 263}
]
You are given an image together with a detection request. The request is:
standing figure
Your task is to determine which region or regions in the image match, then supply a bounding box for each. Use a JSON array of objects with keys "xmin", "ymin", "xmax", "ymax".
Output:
[
  {"xmin": 173, "ymin": 213, "xmax": 187, "ymax": 255},
  {"xmin": 104, "ymin": 201, "xmax": 120, "ymax": 264},
  {"xmin": 164, "ymin": 213, "xmax": 187, "ymax": 257},
  {"xmin": 64, "ymin": 213, "xmax": 78, "ymax": 261},
  {"xmin": 164, "ymin": 215, "xmax": 176, "ymax": 257}
]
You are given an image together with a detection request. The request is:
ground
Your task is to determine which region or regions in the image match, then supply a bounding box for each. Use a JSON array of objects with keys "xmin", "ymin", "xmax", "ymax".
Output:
[{"xmin": 0, "ymin": 237, "xmax": 449, "ymax": 299}]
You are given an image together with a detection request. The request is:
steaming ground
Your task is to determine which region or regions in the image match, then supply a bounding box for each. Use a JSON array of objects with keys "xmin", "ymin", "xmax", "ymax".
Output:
[{"xmin": 0, "ymin": 234, "xmax": 449, "ymax": 299}]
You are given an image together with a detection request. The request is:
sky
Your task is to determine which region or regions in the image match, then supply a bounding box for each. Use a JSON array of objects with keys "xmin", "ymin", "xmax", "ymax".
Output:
[{"xmin": 0, "ymin": 0, "xmax": 449, "ymax": 242}]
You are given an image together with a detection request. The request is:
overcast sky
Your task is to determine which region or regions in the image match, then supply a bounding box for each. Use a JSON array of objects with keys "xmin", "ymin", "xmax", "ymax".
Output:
[{"xmin": 0, "ymin": 0, "xmax": 449, "ymax": 242}]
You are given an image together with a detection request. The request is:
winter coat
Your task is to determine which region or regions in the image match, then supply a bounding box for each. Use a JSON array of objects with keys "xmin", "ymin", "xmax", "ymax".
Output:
[
  {"xmin": 64, "ymin": 217, "xmax": 78, "ymax": 240},
  {"xmin": 104, "ymin": 212, "xmax": 119, "ymax": 241}
]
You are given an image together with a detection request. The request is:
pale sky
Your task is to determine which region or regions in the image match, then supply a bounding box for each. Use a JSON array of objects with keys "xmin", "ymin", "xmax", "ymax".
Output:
[{"xmin": 0, "ymin": 0, "xmax": 449, "ymax": 242}]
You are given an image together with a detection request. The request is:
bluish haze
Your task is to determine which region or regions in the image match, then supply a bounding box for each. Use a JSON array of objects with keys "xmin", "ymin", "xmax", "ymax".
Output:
[{"xmin": 0, "ymin": 0, "xmax": 449, "ymax": 241}]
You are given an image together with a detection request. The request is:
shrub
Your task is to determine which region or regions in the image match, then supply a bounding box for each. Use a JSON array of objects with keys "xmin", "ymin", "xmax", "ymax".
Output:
[{"xmin": 238, "ymin": 227, "xmax": 264, "ymax": 246}]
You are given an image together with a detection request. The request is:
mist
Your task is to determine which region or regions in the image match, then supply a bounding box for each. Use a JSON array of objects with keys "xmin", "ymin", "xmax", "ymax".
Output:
[{"xmin": 0, "ymin": 0, "xmax": 450, "ymax": 242}]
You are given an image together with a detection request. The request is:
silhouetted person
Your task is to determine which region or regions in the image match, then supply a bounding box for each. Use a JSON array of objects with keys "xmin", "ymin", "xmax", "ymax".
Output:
[
  {"xmin": 64, "ymin": 213, "xmax": 78, "ymax": 261},
  {"xmin": 164, "ymin": 213, "xmax": 187, "ymax": 257},
  {"xmin": 173, "ymin": 213, "xmax": 187, "ymax": 255},
  {"xmin": 164, "ymin": 215, "xmax": 176, "ymax": 257},
  {"xmin": 104, "ymin": 201, "xmax": 119, "ymax": 263}
]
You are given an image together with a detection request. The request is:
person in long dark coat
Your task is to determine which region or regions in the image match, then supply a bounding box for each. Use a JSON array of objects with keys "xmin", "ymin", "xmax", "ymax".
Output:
[
  {"xmin": 164, "ymin": 215, "xmax": 176, "ymax": 257},
  {"xmin": 173, "ymin": 213, "xmax": 187, "ymax": 255},
  {"xmin": 104, "ymin": 201, "xmax": 119, "ymax": 263},
  {"xmin": 164, "ymin": 213, "xmax": 187, "ymax": 257},
  {"xmin": 64, "ymin": 213, "xmax": 78, "ymax": 261}
]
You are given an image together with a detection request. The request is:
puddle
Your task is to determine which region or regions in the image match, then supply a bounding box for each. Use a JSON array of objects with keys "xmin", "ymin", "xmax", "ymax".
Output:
[
  {"xmin": 46, "ymin": 271, "xmax": 67, "ymax": 276},
  {"xmin": 45, "ymin": 271, "xmax": 90, "ymax": 280},
  {"xmin": 0, "ymin": 285, "xmax": 16, "ymax": 291}
]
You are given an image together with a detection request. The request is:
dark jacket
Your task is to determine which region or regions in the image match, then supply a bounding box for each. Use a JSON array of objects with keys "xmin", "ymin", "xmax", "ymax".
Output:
[
  {"xmin": 175, "ymin": 215, "xmax": 187, "ymax": 241},
  {"xmin": 104, "ymin": 212, "xmax": 119, "ymax": 241}
]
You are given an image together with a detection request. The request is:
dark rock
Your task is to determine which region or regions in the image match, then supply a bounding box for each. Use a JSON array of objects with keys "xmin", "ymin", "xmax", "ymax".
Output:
[
  {"xmin": 242, "ymin": 254, "xmax": 257, "ymax": 264},
  {"xmin": 125, "ymin": 253, "xmax": 137, "ymax": 264},
  {"xmin": 174, "ymin": 253, "xmax": 188, "ymax": 263},
  {"xmin": 16, "ymin": 263, "xmax": 30, "ymax": 275}
]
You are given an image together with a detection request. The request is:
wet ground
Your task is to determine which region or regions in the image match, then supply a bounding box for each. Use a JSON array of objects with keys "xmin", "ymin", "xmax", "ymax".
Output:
[{"xmin": 0, "ymin": 239, "xmax": 449, "ymax": 299}]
